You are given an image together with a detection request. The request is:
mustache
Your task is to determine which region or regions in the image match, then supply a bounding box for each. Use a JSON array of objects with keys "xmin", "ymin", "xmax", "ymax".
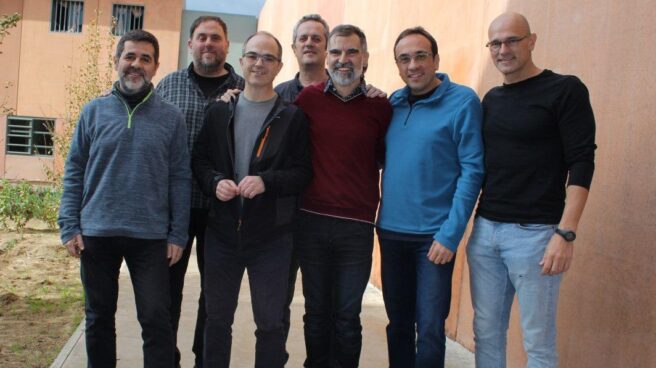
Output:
[
  {"xmin": 125, "ymin": 67, "xmax": 145, "ymax": 76},
  {"xmin": 333, "ymin": 61, "xmax": 354, "ymax": 70}
]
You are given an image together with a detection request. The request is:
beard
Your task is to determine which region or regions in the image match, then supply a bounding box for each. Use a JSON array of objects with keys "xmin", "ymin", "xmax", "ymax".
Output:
[
  {"xmin": 329, "ymin": 61, "xmax": 362, "ymax": 86},
  {"xmin": 198, "ymin": 58, "xmax": 221, "ymax": 74},
  {"xmin": 118, "ymin": 67, "xmax": 150, "ymax": 95},
  {"xmin": 194, "ymin": 49, "xmax": 224, "ymax": 75}
]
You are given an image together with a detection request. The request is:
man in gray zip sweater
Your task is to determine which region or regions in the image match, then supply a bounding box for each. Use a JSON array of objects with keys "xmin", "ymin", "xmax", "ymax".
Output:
[{"xmin": 58, "ymin": 30, "xmax": 191, "ymax": 367}]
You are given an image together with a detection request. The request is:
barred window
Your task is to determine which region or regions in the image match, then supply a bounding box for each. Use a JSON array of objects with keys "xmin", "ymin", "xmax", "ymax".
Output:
[
  {"xmin": 112, "ymin": 4, "xmax": 144, "ymax": 36},
  {"xmin": 6, "ymin": 117, "xmax": 54, "ymax": 156},
  {"xmin": 50, "ymin": 0, "xmax": 84, "ymax": 33}
]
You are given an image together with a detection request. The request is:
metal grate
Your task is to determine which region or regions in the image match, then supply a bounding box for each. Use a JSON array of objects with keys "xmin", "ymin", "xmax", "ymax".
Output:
[
  {"xmin": 112, "ymin": 4, "xmax": 145, "ymax": 36},
  {"xmin": 6, "ymin": 117, "xmax": 54, "ymax": 156},
  {"xmin": 50, "ymin": 0, "xmax": 84, "ymax": 33}
]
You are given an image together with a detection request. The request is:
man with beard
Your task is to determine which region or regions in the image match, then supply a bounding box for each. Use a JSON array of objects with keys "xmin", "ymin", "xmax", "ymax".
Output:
[
  {"xmin": 467, "ymin": 12, "xmax": 596, "ymax": 367},
  {"xmin": 294, "ymin": 24, "xmax": 392, "ymax": 367},
  {"xmin": 156, "ymin": 16, "xmax": 244, "ymax": 367},
  {"xmin": 58, "ymin": 30, "xmax": 191, "ymax": 367},
  {"xmin": 192, "ymin": 31, "xmax": 311, "ymax": 368}
]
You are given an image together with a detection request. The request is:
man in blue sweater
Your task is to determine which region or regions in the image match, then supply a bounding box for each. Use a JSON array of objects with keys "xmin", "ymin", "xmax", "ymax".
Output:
[
  {"xmin": 377, "ymin": 27, "xmax": 484, "ymax": 368},
  {"xmin": 58, "ymin": 30, "xmax": 191, "ymax": 367}
]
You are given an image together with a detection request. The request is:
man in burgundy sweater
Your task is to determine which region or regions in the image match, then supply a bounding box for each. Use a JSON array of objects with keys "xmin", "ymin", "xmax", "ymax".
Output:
[{"xmin": 294, "ymin": 24, "xmax": 392, "ymax": 368}]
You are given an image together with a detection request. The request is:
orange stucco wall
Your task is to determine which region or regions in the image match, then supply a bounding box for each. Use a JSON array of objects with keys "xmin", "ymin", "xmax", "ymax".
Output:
[
  {"xmin": 0, "ymin": 0, "xmax": 182, "ymax": 181},
  {"xmin": 260, "ymin": 1, "xmax": 656, "ymax": 366}
]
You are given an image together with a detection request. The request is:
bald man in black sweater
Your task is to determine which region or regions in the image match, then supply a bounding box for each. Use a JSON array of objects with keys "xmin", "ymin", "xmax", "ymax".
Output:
[{"xmin": 467, "ymin": 12, "xmax": 596, "ymax": 368}]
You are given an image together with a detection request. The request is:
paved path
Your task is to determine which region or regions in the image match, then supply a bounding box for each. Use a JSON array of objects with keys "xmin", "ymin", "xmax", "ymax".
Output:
[{"xmin": 51, "ymin": 253, "xmax": 474, "ymax": 367}]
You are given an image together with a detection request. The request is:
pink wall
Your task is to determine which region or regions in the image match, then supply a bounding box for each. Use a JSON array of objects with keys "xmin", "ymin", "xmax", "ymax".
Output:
[
  {"xmin": 259, "ymin": 1, "xmax": 656, "ymax": 366},
  {"xmin": 0, "ymin": 0, "xmax": 183, "ymax": 181}
]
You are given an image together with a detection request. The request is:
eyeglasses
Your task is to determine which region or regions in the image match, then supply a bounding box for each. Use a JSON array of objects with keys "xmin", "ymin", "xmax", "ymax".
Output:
[
  {"xmin": 395, "ymin": 51, "xmax": 433, "ymax": 65},
  {"xmin": 485, "ymin": 35, "xmax": 530, "ymax": 51},
  {"xmin": 242, "ymin": 52, "xmax": 280, "ymax": 64}
]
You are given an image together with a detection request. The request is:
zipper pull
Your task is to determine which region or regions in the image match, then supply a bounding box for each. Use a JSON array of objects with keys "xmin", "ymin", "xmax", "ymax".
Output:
[
  {"xmin": 256, "ymin": 126, "xmax": 271, "ymax": 158},
  {"xmin": 237, "ymin": 219, "xmax": 242, "ymax": 232}
]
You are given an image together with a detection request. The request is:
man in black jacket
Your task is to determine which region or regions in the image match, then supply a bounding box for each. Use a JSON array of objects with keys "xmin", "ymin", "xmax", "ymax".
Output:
[
  {"xmin": 192, "ymin": 31, "xmax": 312, "ymax": 368},
  {"xmin": 156, "ymin": 16, "xmax": 244, "ymax": 367}
]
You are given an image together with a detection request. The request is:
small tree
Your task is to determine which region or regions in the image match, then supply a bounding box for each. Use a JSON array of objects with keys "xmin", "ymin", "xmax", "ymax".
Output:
[
  {"xmin": 0, "ymin": 12, "xmax": 22, "ymax": 115},
  {"xmin": 0, "ymin": 12, "xmax": 21, "ymax": 51},
  {"xmin": 47, "ymin": 11, "xmax": 115, "ymax": 188}
]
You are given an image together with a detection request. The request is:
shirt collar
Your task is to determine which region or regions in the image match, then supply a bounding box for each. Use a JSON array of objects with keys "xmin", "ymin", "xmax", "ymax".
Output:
[{"xmin": 324, "ymin": 77, "xmax": 367, "ymax": 102}]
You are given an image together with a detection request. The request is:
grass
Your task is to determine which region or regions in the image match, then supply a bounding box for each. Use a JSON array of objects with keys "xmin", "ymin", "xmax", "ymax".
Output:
[{"xmin": 0, "ymin": 230, "xmax": 84, "ymax": 368}]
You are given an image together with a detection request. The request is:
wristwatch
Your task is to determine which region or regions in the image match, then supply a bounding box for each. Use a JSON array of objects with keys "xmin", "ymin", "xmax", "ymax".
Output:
[{"xmin": 555, "ymin": 228, "xmax": 576, "ymax": 242}]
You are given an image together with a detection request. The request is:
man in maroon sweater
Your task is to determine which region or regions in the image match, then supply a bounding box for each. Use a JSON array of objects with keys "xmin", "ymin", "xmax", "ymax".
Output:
[{"xmin": 294, "ymin": 24, "xmax": 392, "ymax": 368}]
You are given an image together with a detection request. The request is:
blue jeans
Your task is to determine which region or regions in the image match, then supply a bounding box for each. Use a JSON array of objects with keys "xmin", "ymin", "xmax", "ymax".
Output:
[
  {"xmin": 295, "ymin": 212, "xmax": 374, "ymax": 368},
  {"xmin": 466, "ymin": 217, "xmax": 561, "ymax": 368},
  {"xmin": 203, "ymin": 226, "xmax": 292, "ymax": 368},
  {"xmin": 380, "ymin": 237, "xmax": 455, "ymax": 368},
  {"xmin": 80, "ymin": 236, "xmax": 174, "ymax": 368},
  {"xmin": 169, "ymin": 208, "xmax": 207, "ymax": 367}
]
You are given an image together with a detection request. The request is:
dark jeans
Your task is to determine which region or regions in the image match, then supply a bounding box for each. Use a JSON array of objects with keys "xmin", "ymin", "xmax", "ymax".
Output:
[
  {"xmin": 380, "ymin": 238, "xmax": 455, "ymax": 368},
  {"xmin": 295, "ymin": 212, "xmax": 374, "ymax": 368},
  {"xmin": 283, "ymin": 250, "xmax": 300, "ymax": 363},
  {"xmin": 169, "ymin": 208, "xmax": 208, "ymax": 367},
  {"xmin": 203, "ymin": 226, "xmax": 293, "ymax": 368},
  {"xmin": 80, "ymin": 236, "xmax": 174, "ymax": 368}
]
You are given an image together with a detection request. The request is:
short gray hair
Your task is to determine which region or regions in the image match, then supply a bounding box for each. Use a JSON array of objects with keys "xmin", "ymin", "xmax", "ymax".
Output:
[
  {"xmin": 328, "ymin": 24, "xmax": 367, "ymax": 53},
  {"xmin": 292, "ymin": 14, "xmax": 329, "ymax": 46}
]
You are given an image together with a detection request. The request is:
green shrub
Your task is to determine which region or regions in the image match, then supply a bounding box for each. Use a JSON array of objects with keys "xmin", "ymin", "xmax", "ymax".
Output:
[
  {"xmin": 0, "ymin": 180, "xmax": 61, "ymax": 232},
  {"xmin": 32, "ymin": 186, "xmax": 61, "ymax": 229}
]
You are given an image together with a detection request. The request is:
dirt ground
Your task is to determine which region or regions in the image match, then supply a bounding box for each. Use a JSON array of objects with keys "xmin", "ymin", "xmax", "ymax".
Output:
[{"xmin": 0, "ymin": 228, "xmax": 84, "ymax": 368}]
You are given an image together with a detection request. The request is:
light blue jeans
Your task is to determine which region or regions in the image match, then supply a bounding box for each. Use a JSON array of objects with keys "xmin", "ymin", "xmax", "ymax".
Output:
[{"xmin": 466, "ymin": 217, "xmax": 561, "ymax": 368}]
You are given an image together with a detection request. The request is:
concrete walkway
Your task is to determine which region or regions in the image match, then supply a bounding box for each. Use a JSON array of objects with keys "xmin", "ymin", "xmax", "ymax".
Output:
[{"xmin": 51, "ymin": 253, "xmax": 474, "ymax": 367}]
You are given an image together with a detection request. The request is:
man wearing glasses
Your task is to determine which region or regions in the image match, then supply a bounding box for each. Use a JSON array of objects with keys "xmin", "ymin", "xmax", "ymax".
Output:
[
  {"xmin": 377, "ymin": 27, "xmax": 484, "ymax": 367},
  {"xmin": 192, "ymin": 31, "xmax": 312, "ymax": 367},
  {"xmin": 467, "ymin": 12, "xmax": 596, "ymax": 367}
]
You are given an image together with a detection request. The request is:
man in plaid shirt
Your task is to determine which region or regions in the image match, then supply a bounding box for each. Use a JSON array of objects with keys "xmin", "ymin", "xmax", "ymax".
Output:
[{"xmin": 156, "ymin": 15, "xmax": 244, "ymax": 368}]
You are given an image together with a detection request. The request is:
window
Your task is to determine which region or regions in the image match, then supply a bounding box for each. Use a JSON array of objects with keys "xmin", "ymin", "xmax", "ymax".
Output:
[
  {"xmin": 112, "ymin": 4, "xmax": 144, "ymax": 36},
  {"xmin": 50, "ymin": 0, "xmax": 84, "ymax": 33},
  {"xmin": 6, "ymin": 117, "xmax": 54, "ymax": 156}
]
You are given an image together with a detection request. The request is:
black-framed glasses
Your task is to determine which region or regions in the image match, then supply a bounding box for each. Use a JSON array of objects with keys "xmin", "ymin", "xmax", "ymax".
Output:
[
  {"xmin": 485, "ymin": 35, "xmax": 530, "ymax": 51},
  {"xmin": 395, "ymin": 51, "xmax": 433, "ymax": 65},
  {"xmin": 242, "ymin": 52, "xmax": 280, "ymax": 64}
]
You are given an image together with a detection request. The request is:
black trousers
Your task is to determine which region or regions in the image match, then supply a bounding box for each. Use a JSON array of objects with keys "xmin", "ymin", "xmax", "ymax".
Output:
[
  {"xmin": 81, "ymin": 236, "xmax": 174, "ymax": 368},
  {"xmin": 169, "ymin": 208, "xmax": 208, "ymax": 367}
]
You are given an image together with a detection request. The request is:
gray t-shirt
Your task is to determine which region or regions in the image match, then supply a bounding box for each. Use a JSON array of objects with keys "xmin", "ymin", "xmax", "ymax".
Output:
[{"xmin": 234, "ymin": 94, "xmax": 277, "ymax": 185}]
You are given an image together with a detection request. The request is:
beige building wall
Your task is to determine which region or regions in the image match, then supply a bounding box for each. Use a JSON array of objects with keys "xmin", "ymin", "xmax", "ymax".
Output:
[
  {"xmin": 0, "ymin": 0, "xmax": 183, "ymax": 181},
  {"xmin": 259, "ymin": 1, "xmax": 656, "ymax": 367}
]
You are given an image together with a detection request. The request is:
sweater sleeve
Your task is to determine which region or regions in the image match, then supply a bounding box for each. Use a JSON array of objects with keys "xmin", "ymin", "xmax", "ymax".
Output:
[
  {"xmin": 57, "ymin": 108, "xmax": 91, "ymax": 244},
  {"xmin": 557, "ymin": 77, "xmax": 596, "ymax": 189},
  {"xmin": 167, "ymin": 112, "xmax": 192, "ymax": 247},
  {"xmin": 376, "ymin": 99, "xmax": 393, "ymax": 167},
  {"xmin": 433, "ymin": 96, "xmax": 485, "ymax": 251}
]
